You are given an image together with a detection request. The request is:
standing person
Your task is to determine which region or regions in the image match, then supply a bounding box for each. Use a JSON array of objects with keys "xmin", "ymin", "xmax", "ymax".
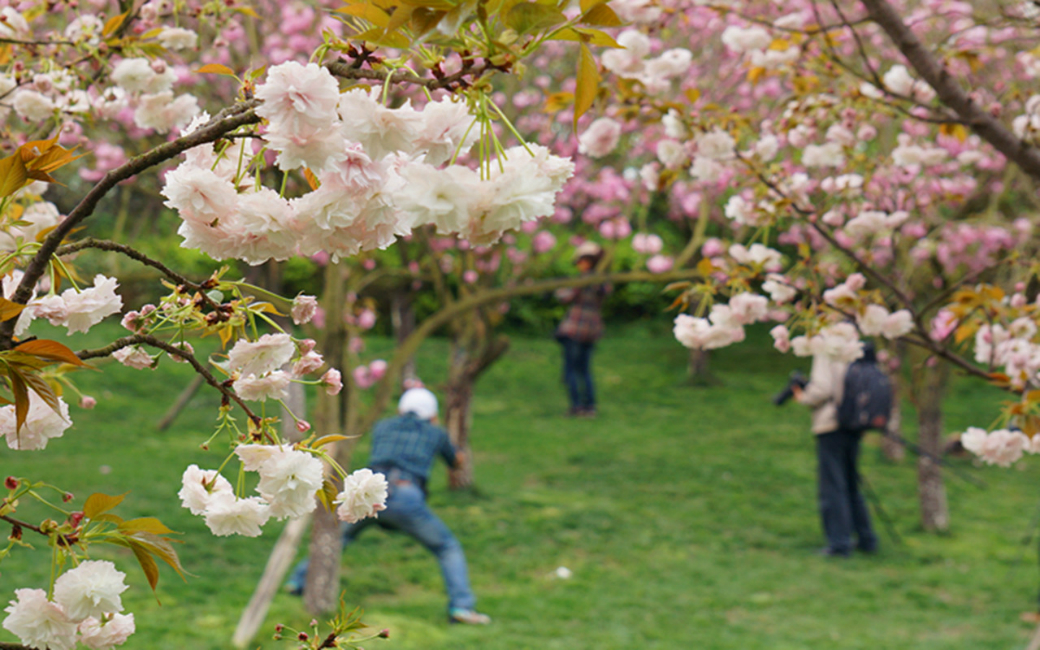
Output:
[
  {"xmin": 793, "ymin": 343, "xmax": 879, "ymax": 558},
  {"xmin": 555, "ymin": 241, "xmax": 608, "ymax": 417},
  {"xmin": 287, "ymin": 388, "xmax": 491, "ymax": 625}
]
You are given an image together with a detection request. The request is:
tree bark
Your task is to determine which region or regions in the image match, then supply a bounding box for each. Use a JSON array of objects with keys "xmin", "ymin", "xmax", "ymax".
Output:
[
  {"xmin": 391, "ymin": 291, "xmax": 417, "ymax": 385},
  {"xmin": 881, "ymin": 344, "xmax": 906, "ymax": 463},
  {"xmin": 445, "ymin": 372, "xmax": 474, "ymax": 490},
  {"xmin": 916, "ymin": 360, "xmax": 950, "ymax": 532},
  {"xmin": 687, "ymin": 348, "xmax": 714, "ymax": 385},
  {"xmin": 304, "ymin": 263, "xmax": 347, "ymax": 615}
]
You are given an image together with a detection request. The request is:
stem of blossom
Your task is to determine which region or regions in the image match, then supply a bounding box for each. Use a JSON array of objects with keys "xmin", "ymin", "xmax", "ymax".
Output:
[{"xmin": 859, "ymin": 0, "xmax": 1040, "ymax": 180}]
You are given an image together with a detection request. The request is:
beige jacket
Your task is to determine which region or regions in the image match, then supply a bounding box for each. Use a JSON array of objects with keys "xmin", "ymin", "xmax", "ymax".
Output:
[{"xmin": 796, "ymin": 354, "xmax": 849, "ymax": 434}]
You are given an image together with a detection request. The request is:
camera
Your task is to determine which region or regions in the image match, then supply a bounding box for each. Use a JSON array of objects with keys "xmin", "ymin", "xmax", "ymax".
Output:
[{"xmin": 773, "ymin": 370, "xmax": 808, "ymax": 406}]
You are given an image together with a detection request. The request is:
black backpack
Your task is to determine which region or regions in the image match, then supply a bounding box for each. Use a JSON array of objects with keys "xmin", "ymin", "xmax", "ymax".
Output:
[{"xmin": 838, "ymin": 360, "xmax": 893, "ymax": 432}]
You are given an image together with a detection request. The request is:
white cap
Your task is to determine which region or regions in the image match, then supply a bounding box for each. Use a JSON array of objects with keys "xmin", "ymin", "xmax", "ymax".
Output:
[{"xmin": 398, "ymin": 388, "xmax": 438, "ymax": 420}]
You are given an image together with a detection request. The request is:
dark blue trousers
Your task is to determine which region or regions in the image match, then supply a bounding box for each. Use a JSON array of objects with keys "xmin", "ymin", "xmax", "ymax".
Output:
[
  {"xmin": 559, "ymin": 336, "xmax": 595, "ymax": 410},
  {"xmin": 816, "ymin": 430, "xmax": 878, "ymax": 554}
]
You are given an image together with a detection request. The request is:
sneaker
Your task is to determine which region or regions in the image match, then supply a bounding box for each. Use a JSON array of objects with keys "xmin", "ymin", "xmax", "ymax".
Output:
[
  {"xmin": 448, "ymin": 608, "xmax": 492, "ymax": 625},
  {"xmin": 816, "ymin": 546, "xmax": 850, "ymax": 558},
  {"xmin": 578, "ymin": 407, "xmax": 597, "ymax": 418}
]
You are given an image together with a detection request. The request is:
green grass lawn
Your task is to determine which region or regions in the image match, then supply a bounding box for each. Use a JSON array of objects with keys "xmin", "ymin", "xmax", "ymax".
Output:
[{"xmin": 2, "ymin": 321, "xmax": 1038, "ymax": 649}]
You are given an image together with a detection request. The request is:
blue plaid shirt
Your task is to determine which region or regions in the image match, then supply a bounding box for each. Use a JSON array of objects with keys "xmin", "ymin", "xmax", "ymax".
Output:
[{"xmin": 367, "ymin": 413, "xmax": 458, "ymax": 485}]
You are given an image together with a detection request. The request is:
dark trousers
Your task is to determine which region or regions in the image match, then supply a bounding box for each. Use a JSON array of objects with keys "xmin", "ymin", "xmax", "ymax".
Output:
[
  {"xmin": 816, "ymin": 430, "xmax": 878, "ymax": 553},
  {"xmin": 559, "ymin": 336, "xmax": 595, "ymax": 409}
]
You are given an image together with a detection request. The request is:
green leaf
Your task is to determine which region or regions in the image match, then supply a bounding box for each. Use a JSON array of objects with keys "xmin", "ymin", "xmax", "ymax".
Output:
[
  {"xmin": 102, "ymin": 11, "xmax": 129, "ymax": 37},
  {"xmin": 119, "ymin": 517, "xmax": 178, "ymax": 536},
  {"xmin": 83, "ymin": 492, "xmax": 128, "ymax": 520},
  {"xmin": 505, "ymin": 2, "xmax": 566, "ymax": 34},
  {"xmin": 550, "ymin": 27, "xmax": 621, "ymax": 48},
  {"xmin": 129, "ymin": 542, "xmax": 161, "ymax": 591},
  {"xmin": 317, "ymin": 478, "xmax": 340, "ymax": 512},
  {"xmin": 336, "ymin": 3, "xmax": 391, "ymax": 27},
  {"xmin": 312, "ymin": 434, "xmax": 351, "ymax": 448},
  {"xmin": 573, "ymin": 44, "xmax": 599, "ymax": 130},
  {"xmin": 128, "ymin": 532, "xmax": 188, "ymax": 581},
  {"xmin": 20, "ymin": 370, "xmax": 60, "ymax": 414}
]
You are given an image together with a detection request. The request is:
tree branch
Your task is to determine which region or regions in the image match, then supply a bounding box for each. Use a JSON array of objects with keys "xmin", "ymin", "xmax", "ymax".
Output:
[
  {"xmin": 325, "ymin": 59, "xmax": 496, "ymax": 92},
  {"xmin": 859, "ymin": 0, "xmax": 1040, "ymax": 180},
  {"xmin": 0, "ymin": 641, "xmax": 36, "ymax": 650},
  {"xmin": 57, "ymin": 238, "xmax": 197, "ymax": 288},
  {"xmin": 0, "ymin": 99, "xmax": 262, "ymax": 348},
  {"xmin": 0, "ymin": 513, "xmax": 43, "ymax": 535},
  {"xmin": 76, "ymin": 334, "xmax": 261, "ymax": 425}
]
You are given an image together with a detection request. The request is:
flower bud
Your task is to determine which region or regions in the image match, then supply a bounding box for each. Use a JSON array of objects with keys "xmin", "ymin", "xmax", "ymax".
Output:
[
  {"xmin": 62, "ymin": 492, "xmax": 74, "ymax": 503},
  {"xmin": 4, "ymin": 476, "xmax": 17, "ymax": 490},
  {"xmin": 297, "ymin": 632, "xmax": 309, "ymax": 641},
  {"xmin": 379, "ymin": 629, "xmax": 390, "ymax": 638},
  {"xmin": 296, "ymin": 420, "xmax": 311, "ymax": 433},
  {"xmin": 80, "ymin": 396, "xmax": 96, "ymax": 409}
]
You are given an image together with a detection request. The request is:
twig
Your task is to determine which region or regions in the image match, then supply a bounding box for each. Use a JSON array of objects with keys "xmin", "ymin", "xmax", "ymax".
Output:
[
  {"xmin": 325, "ymin": 59, "xmax": 496, "ymax": 91},
  {"xmin": 76, "ymin": 334, "xmax": 261, "ymax": 425},
  {"xmin": 0, "ymin": 513, "xmax": 44, "ymax": 535}
]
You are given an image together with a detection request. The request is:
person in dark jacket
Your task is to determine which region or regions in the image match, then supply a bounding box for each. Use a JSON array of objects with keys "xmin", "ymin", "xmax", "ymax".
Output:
[
  {"xmin": 555, "ymin": 241, "xmax": 609, "ymax": 417},
  {"xmin": 287, "ymin": 388, "xmax": 491, "ymax": 625}
]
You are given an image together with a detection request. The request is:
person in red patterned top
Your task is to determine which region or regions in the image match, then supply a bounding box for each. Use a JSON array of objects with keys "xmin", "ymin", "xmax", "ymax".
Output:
[{"xmin": 555, "ymin": 242, "xmax": 609, "ymax": 417}]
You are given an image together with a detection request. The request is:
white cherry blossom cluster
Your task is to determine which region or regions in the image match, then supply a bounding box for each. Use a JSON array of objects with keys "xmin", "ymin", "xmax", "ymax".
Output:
[
  {"xmin": 3, "ymin": 561, "xmax": 134, "ymax": 650},
  {"xmin": 163, "ymin": 61, "xmax": 574, "ymax": 264},
  {"xmin": 673, "ymin": 292, "xmax": 770, "ymax": 350},
  {"xmin": 601, "ymin": 30, "xmax": 692, "ymax": 94},
  {"xmin": 961, "ymin": 427, "xmax": 1038, "ymax": 467},
  {"xmin": 109, "ymin": 57, "xmax": 200, "ymax": 133},
  {"xmin": 179, "ymin": 451, "xmax": 388, "ymax": 537},
  {"xmin": 6, "ymin": 274, "xmax": 123, "ymax": 338},
  {"xmin": 1, "ymin": 392, "xmax": 71, "ymax": 450},
  {"xmin": 974, "ymin": 321, "xmax": 1040, "ymax": 390}
]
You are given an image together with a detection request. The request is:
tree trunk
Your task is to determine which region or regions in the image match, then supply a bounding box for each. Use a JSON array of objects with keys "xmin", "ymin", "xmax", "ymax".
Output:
[
  {"xmin": 391, "ymin": 292, "xmax": 417, "ymax": 385},
  {"xmin": 304, "ymin": 262, "xmax": 347, "ymax": 615},
  {"xmin": 687, "ymin": 348, "xmax": 713, "ymax": 385},
  {"xmin": 445, "ymin": 375, "xmax": 474, "ymax": 490},
  {"xmin": 881, "ymin": 347, "xmax": 906, "ymax": 463},
  {"xmin": 916, "ymin": 360, "xmax": 950, "ymax": 532}
]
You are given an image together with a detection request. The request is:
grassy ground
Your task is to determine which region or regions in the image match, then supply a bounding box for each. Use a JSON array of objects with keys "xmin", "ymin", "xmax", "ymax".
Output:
[{"xmin": 2, "ymin": 321, "xmax": 1038, "ymax": 649}]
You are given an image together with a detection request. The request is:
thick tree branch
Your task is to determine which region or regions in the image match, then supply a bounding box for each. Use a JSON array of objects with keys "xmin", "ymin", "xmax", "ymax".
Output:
[
  {"xmin": 0, "ymin": 642, "xmax": 35, "ymax": 650},
  {"xmin": 859, "ymin": 0, "xmax": 1040, "ymax": 180},
  {"xmin": 0, "ymin": 100, "xmax": 262, "ymax": 348}
]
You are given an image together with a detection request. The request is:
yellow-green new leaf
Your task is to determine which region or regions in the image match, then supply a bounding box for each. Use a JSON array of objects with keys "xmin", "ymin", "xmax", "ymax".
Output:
[
  {"xmin": 581, "ymin": 3, "xmax": 621, "ymax": 26},
  {"xmin": 84, "ymin": 492, "xmax": 128, "ymax": 520},
  {"xmin": 336, "ymin": 3, "xmax": 391, "ymax": 28},
  {"xmin": 119, "ymin": 517, "xmax": 178, "ymax": 536},
  {"xmin": 102, "ymin": 11, "xmax": 128, "ymax": 37},
  {"xmin": 0, "ymin": 153, "xmax": 29, "ymax": 198},
  {"xmin": 312, "ymin": 434, "xmax": 352, "ymax": 448},
  {"xmin": 196, "ymin": 63, "xmax": 236, "ymax": 76},
  {"xmin": 506, "ymin": 2, "xmax": 566, "ymax": 34},
  {"xmin": 0, "ymin": 297, "xmax": 25, "ymax": 322},
  {"xmin": 573, "ymin": 44, "xmax": 599, "ymax": 130}
]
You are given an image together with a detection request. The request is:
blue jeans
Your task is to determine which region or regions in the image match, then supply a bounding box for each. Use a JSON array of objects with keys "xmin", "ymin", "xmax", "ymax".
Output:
[
  {"xmin": 289, "ymin": 481, "xmax": 477, "ymax": 611},
  {"xmin": 559, "ymin": 336, "xmax": 595, "ymax": 409}
]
